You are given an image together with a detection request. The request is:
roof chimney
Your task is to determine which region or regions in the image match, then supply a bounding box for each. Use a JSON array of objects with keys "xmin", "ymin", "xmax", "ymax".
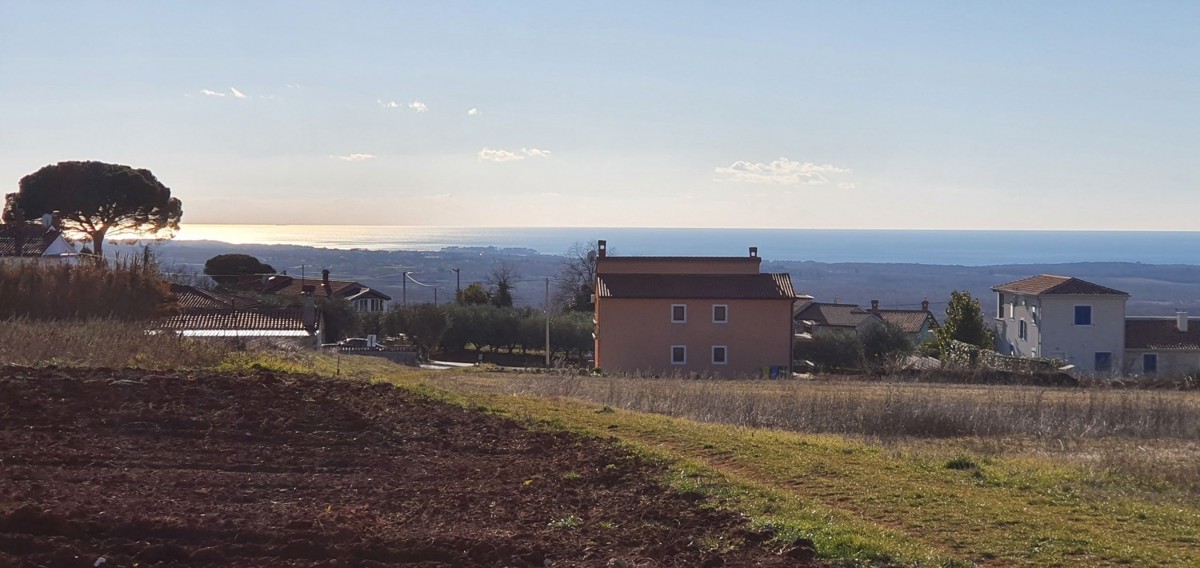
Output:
[
  {"xmin": 749, "ymin": 246, "xmax": 758, "ymax": 258},
  {"xmin": 597, "ymin": 240, "xmax": 607, "ymax": 258},
  {"xmin": 871, "ymin": 299, "xmax": 879, "ymax": 313},
  {"xmin": 322, "ymin": 269, "xmax": 332, "ymax": 298},
  {"xmin": 1178, "ymin": 311, "xmax": 1189, "ymax": 333},
  {"xmin": 922, "ymin": 300, "xmax": 930, "ymax": 312}
]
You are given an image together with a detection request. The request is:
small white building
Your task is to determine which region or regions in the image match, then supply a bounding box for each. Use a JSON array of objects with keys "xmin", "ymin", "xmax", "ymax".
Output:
[
  {"xmin": 993, "ymin": 274, "xmax": 1129, "ymax": 374},
  {"xmin": 0, "ymin": 219, "xmax": 79, "ymax": 263},
  {"xmin": 1125, "ymin": 314, "xmax": 1200, "ymax": 377}
]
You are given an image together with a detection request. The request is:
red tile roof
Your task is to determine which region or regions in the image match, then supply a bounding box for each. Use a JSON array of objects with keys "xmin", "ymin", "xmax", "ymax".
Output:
[
  {"xmin": 877, "ymin": 310, "xmax": 939, "ymax": 333},
  {"xmin": 794, "ymin": 302, "xmax": 875, "ymax": 328},
  {"xmin": 170, "ymin": 284, "xmax": 260, "ymax": 310},
  {"xmin": 248, "ymin": 275, "xmax": 393, "ymax": 301},
  {"xmin": 1125, "ymin": 318, "xmax": 1200, "ymax": 350},
  {"xmin": 0, "ymin": 223, "xmax": 63, "ymax": 257},
  {"xmin": 597, "ymin": 256, "xmax": 761, "ymax": 263},
  {"xmin": 595, "ymin": 273, "xmax": 796, "ymax": 300},
  {"xmin": 156, "ymin": 309, "xmax": 312, "ymax": 332},
  {"xmin": 993, "ymin": 274, "xmax": 1128, "ymax": 296}
]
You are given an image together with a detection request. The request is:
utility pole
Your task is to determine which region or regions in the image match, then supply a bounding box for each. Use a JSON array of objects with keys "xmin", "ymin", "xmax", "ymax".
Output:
[
  {"xmin": 452, "ymin": 268, "xmax": 461, "ymax": 299},
  {"xmin": 545, "ymin": 277, "xmax": 551, "ymax": 367},
  {"xmin": 434, "ymin": 288, "xmax": 439, "ymax": 306}
]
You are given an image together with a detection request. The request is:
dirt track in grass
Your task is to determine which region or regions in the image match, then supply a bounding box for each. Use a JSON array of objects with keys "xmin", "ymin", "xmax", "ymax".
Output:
[{"xmin": 0, "ymin": 366, "xmax": 814, "ymax": 567}]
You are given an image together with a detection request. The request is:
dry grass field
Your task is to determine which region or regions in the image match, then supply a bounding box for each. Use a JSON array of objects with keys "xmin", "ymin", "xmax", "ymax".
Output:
[
  {"xmin": 5, "ymin": 320, "xmax": 1199, "ymax": 566},
  {"xmin": 420, "ymin": 373, "xmax": 1200, "ymax": 489}
]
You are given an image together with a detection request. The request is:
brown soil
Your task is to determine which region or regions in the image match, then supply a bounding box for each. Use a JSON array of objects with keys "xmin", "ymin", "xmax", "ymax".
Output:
[{"xmin": 0, "ymin": 366, "xmax": 814, "ymax": 567}]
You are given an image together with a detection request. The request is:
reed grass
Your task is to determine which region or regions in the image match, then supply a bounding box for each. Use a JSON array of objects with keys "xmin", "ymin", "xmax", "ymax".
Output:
[
  {"xmin": 416, "ymin": 373, "xmax": 1200, "ymax": 490},
  {"xmin": 0, "ymin": 318, "xmax": 232, "ymax": 369}
]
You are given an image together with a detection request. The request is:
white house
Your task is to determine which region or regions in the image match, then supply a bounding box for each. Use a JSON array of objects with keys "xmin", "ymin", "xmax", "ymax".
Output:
[
  {"xmin": 0, "ymin": 219, "xmax": 79, "ymax": 263},
  {"xmin": 1124, "ymin": 313, "xmax": 1200, "ymax": 377},
  {"xmin": 993, "ymin": 274, "xmax": 1129, "ymax": 374}
]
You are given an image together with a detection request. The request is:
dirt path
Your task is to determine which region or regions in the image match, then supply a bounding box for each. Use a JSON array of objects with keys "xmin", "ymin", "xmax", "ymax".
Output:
[{"xmin": 0, "ymin": 366, "xmax": 813, "ymax": 567}]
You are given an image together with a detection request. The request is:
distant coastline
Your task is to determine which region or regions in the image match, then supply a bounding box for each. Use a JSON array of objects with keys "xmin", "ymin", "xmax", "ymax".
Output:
[{"xmin": 175, "ymin": 225, "xmax": 1200, "ymax": 266}]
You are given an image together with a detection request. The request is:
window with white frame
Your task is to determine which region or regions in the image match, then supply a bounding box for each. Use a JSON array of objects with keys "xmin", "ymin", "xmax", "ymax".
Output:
[
  {"xmin": 671, "ymin": 304, "xmax": 687, "ymax": 323},
  {"xmin": 712, "ymin": 345, "xmax": 728, "ymax": 365},
  {"xmin": 670, "ymin": 345, "xmax": 687, "ymax": 365},
  {"xmin": 712, "ymin": 304, "xmax": 728, "ymax": 323}
]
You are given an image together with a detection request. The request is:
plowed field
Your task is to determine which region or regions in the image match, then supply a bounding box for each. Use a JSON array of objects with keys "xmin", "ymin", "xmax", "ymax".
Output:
[{"xmin": 0, "ymin": 366, "xmax": 813, "ymax": 567}]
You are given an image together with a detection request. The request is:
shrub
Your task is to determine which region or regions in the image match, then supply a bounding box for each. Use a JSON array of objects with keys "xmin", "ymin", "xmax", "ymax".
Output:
[{"xmin": 0, "ymin": 257, "xmax": 175, "ymax": 320}]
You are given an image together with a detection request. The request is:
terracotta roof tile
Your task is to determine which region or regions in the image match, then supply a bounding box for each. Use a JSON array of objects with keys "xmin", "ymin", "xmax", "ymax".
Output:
[
  {"xmin": 1125, "ymin": 318, "xmax": 1200, "ymax": 350},
  {"xmin": 877, "ymin": 310, "xmax": 939, "ymax": 333},
  {"xmin": 156, "ymin": 309, "xmax": 312, "ymax": 332},
  {"xmin": 170, "ymin": 284, "xmax": 260, "ymax": 310},
  {"xmin": 0, "ymin": 223, "xmax": 62, "ymax": 257},
  {"xmin": 794, "ymin": 302, "xmax": 874, "ymax": 328},
  {"xmin": 246, "ymin": 274, "xmax": 392, "ymax": 301},
  {"xmin": 993, "ymin": 274, "xmax": 1128, "ymax": 296},
  {"xmin": 596, "ymin": 273, "xmax": 796, "ymax": 300}
]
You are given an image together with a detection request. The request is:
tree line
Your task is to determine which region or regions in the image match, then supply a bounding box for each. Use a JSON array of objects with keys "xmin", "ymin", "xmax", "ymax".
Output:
[{"xmin": 352, "ymin": 303, "xmax": 593, "ymax": 359}]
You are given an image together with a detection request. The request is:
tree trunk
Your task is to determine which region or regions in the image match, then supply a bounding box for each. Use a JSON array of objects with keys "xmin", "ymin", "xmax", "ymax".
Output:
[{"xmin": 90, "ymin": 226, "xmax": 108, "ymax": 257}]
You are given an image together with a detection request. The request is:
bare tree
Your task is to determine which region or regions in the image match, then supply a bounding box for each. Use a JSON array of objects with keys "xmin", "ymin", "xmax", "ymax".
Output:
[
  {"xmin": 554, "ymin": 241, "xmax": 598, "ymax": 312},
  {"xmin": 487, "ymin": 262, "xmax": 519, "ymax": 308}
]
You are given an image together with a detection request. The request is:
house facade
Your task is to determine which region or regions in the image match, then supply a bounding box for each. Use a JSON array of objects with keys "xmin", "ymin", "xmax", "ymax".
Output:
[
  {"xmin": 1124, "ymin": 314, "xmax": 1200, "ymax": 377},
  {"xmin": 593, "ymin": 241, "xmax": 798, "ymax": 377},
  {"xmin": 793, "ymin": 299, "xmax": 938, "ymax": 345},
  {"xmin": 993, "ymin": 274, "xmax": 1129, "ymax": 374},
  {"xmin": 873, "ymin": 300, "xmax": 940, "ymax": 345}
]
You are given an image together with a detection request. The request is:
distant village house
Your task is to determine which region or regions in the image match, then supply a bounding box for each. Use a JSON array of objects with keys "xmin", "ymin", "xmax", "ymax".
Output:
[{"xmin": 593, "ymin": 241, "xmax": 799, "ymax": 378}]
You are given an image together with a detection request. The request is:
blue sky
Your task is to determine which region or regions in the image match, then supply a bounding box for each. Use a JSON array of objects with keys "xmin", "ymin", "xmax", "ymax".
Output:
[{"xmin": 2, "ymin": 1, "xmax": 1196, "ymax": 229}]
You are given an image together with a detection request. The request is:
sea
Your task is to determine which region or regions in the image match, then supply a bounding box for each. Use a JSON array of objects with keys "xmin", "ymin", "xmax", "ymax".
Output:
[{"xmin": 175, "ymin": 225, "xmax": 1200, "ymax": 266}]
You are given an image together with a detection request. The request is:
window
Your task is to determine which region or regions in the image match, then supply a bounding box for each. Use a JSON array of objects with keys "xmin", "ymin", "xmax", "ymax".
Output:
[
  {"xmin": 671, "ymin": 304, "xmax": 687, "ymax": 323},
  {"xmin": 1094, "ymin": 352, "xmax": 1112, "ymax": 373},
  {"xmin": 671, "ymin": 345, "xmax": 687, "ymax": 365},
  {"xmin": 1007, "ymin": 302, "xmax": 1015, "ymax": 320},
  {"xmin": 712, "ymin": 304, "xmax": 728, "ymax": 323},
  {"xmin": 1143, "ymin": 353, "xmax": 1158, "ymax": 374},
  {"xmin": 1018, "ymin": 320, "xmax": 1027, "ymax": 340},
  {"xmin": 712, "ymin": 345, "xmax": 728, "ymax": 365},
  {"xmin": 1074, "ymin": 305, "xmax": 1092, "ymax": 326}
]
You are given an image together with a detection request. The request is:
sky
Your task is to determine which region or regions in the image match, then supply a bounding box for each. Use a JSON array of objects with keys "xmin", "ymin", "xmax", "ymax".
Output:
[{"xmin": 1, "ymin": 1, "xmax": 1197, "ymax": 230}]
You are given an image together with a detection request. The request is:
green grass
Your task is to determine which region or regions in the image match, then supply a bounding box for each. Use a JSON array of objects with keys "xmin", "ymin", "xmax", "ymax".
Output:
[
  {"xmin": 358, "ymin": 366, "xmax": 1199, "ymax": 567},
  {"xmin": 15, "ymin": 332, "xmax": 1195, "ymax": 567}
]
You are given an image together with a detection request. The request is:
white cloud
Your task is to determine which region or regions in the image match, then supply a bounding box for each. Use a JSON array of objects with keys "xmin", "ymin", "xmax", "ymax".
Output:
[
  {"xmin": 478, "ymin": 147, "xmax": 552, "ymax": 162},
  {"xmin": 409, "ymin": 101, "xmax": 428, "ymax": 112},
  {"xmin": 714, "ymin": 158, "xmax": 851, "ymax": 185},
  {"xmin": 467, "ymin": 107, "xmax": 480, "ymax": 116},
  {"xmin": 378, "ymin": 99, "xmax": 400, "ymax": 108},
  {"xmin": 230, "ymin": 87, "xmax": 248, "ymax": 99},
  {"xmin": 332, "ymin": 153, "xmax": 376, "ymax": 162},
  {"xmin": 200, "ymin": 89, "xmax": 225, "ymax": 97},
  {"xmin": 478, "ymin": 148, "xmax": 523, "ymax": 162},
  {"xmin": 287, "ymin": 83, "xmax": 303, "ymax": 90}
]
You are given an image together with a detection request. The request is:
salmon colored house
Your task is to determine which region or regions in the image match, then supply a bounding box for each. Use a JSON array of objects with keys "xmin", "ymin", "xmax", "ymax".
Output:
[{"xmin": 593, "ymin": 240, "xmax": 799, "ymax": 377}]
